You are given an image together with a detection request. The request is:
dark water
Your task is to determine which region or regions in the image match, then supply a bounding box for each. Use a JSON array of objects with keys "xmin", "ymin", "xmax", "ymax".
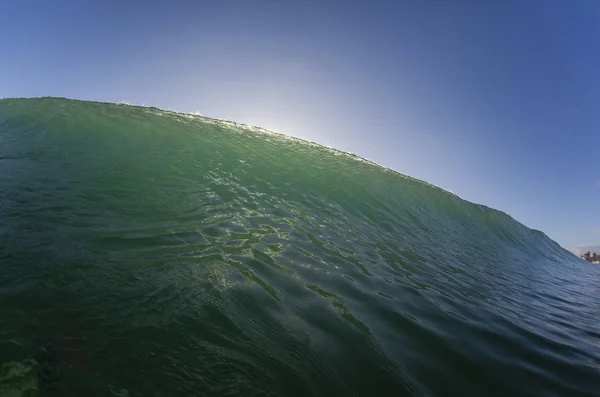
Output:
[{"xmin": 1, "ymin": 97, "xmax": 599, "ymax": 396}]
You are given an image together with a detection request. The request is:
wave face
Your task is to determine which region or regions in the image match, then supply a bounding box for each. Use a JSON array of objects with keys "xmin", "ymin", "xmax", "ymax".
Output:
[{"xmin": 0, "ymin": 97, "xmax": 599, "ymax": 396}]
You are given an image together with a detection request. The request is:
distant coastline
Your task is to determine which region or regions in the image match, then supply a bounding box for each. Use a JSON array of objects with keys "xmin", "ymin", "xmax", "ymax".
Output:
[{"xmin": 580, "ymin": 251, "xmax": 600, "ymax": 264}]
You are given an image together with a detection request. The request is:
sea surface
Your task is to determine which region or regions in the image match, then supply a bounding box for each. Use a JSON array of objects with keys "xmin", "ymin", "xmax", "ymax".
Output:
[{"xmin": 1, "ymin": 97, "xmax": 599, "ymax": 396}]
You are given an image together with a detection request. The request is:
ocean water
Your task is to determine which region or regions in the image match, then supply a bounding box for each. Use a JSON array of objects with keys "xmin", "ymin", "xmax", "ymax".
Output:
[{"xmin": 0, "ymin": 97, "xmax": 599, "ymax": 396}]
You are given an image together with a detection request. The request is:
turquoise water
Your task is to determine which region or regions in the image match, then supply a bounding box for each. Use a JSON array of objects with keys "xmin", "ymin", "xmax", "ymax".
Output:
[{"xmin": 0, "ymin": 97, "xmax": 599, "ymax": 396}]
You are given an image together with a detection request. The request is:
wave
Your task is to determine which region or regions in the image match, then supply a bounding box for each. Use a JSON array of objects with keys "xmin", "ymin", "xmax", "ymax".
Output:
[{"xmin": 0, "ymin": 97, "xmax": 598, "ymax": 396}]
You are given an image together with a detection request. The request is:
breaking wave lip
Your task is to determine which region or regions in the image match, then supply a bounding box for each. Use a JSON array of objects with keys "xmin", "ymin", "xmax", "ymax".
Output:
[
  {"xmin": 0, "ymin": 96, "xmax": 564, "ymax": 249},
  {"xmin": 0, "ymin": 96, "xmax": 566, "ymax": 247},
  {"xmin": 62, "ymin": 98, "xmax": 468, "ymax": 197}
]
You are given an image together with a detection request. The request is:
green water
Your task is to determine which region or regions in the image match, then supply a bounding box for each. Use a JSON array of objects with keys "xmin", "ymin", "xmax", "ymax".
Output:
[{"xmin": 0, "ymin": 97, "xmax": 599, "ymax": 396}]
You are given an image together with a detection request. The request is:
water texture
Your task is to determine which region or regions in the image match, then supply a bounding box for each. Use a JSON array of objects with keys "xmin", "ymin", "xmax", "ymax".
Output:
[{"xmin": 0, "ymin": 97, "xmax": 599, "ymax": 396}]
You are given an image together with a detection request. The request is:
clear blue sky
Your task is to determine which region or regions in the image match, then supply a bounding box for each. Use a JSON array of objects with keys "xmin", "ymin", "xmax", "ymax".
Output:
[{"xmin": 1, "ymin": 0, "xmax": 599, "ymax": 253}]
